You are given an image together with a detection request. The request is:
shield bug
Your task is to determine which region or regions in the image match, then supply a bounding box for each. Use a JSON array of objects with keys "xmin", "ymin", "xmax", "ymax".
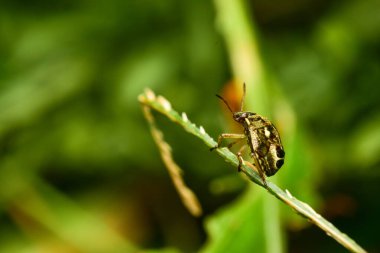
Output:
[{"xmin": 210, "ymin": 83, "xmax": 285, "ymax": 187}]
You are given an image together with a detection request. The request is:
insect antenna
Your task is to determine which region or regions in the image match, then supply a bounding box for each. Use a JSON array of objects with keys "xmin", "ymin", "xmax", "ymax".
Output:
[
  {"xmin": 216, "ymin": 94, "xmax": 234, "ymax": 114},
  {"xmin": 240, "ymin": 83, "xmax": 246, "ymax": 111}
]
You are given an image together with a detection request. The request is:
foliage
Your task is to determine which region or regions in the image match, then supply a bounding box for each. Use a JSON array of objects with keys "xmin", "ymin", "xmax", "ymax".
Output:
[{"xmin": 0, "ymin": 0, "xmax": 379, "ymax": 252}]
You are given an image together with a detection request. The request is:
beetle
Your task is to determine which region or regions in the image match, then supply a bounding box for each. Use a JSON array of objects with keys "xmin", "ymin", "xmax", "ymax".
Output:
[{"xmin": 210, "ymin": 83, "xmax": 285, "ymax": 186}]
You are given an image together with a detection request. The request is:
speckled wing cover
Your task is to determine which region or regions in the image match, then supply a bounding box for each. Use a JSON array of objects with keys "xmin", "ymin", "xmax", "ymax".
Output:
[{"xmin": 244, "ymin": 115, "xmax": 285, "ymax": 177}]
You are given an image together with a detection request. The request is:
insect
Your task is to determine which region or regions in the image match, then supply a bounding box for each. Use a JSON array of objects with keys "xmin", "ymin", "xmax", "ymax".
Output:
[{"xmin": 210, "ymin": 83, "xmax": 285, "ymax": 187}]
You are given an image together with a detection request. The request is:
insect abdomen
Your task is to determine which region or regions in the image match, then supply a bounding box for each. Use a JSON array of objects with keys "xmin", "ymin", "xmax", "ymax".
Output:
[{"xmin": 246, "ymin": 124, "xmax": 285, "ymax": 177}]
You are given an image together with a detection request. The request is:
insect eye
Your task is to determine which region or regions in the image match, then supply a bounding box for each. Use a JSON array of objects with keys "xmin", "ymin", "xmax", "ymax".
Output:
[
  {"xmin": 276, "ymin": 159, "xmax": 284, "ymax": 168},
  {"xmin": 276, "ymin": 146, "xmax": 285, "ymax": 158}
]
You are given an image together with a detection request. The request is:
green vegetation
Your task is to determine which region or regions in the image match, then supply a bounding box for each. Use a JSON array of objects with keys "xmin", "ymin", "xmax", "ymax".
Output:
[{"xmin": 0, "ymin": 0, "xmax": 379, "ymax": 252}]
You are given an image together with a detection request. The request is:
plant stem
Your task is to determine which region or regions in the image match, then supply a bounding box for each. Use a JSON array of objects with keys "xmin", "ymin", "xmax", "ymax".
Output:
[{"xmin": 139, "ymin": 90, "xmax": 367, "ymax": 253}]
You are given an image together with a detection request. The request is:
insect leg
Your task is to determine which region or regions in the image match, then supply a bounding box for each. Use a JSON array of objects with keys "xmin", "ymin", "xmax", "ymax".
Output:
[
  {"xmin": 236, "ymin": 145, "xmax": 247, "ymax": 172},
  {"xmin": 234, "ymin": 144, "xmax": 268, "ymax": 187},
  {"xmin": 250, "ymin": 154, "xmax": 268, "ymax": 187},
  {"xmin": 244, "ymin": 161, "xmax": 268, "ymax": 187},
  {"xmin": 227, "ymin": 138, "xmax": 245, "ymax": 149},
  {"xmin": 210, "ymin": 133, "xmax": 245, "ymax": 151}
]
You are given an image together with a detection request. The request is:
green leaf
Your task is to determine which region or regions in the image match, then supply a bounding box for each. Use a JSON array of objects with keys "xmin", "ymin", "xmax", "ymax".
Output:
[{"xmin": 201, "ymin": 187, "xmax": 266, "ymax": 253}]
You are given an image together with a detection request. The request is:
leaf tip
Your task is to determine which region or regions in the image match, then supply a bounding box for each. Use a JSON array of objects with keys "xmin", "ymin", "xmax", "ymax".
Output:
[
  {"xmin": 157, "ymin": 96, "xmax": 172, "ymax": 111},
  {"xmin": 182, "ymin": 112, "xmax": 189, "ymax": 122},
  {"xmin": 285, "ymin": 189, "xmax": 293, "ymax": 199},
  {"xmin": 145, "ymin": 88, "xmax": 156, "ymax": 101}
]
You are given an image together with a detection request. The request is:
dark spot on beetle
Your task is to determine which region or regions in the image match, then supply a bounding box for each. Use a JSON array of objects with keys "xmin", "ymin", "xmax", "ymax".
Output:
[
  {"xmin": 276, "ymin": 146, "xmax": 285, "ymax": 158},
  {"xmin": 276, "ymin": 159, "xmax": 284, "ymax": 168}
]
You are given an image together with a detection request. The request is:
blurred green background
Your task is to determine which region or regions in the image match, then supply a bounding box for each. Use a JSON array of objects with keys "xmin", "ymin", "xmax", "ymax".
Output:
[{"xmin": 1, "ymin": 0, "xmax": 380, "ymax": 252}]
